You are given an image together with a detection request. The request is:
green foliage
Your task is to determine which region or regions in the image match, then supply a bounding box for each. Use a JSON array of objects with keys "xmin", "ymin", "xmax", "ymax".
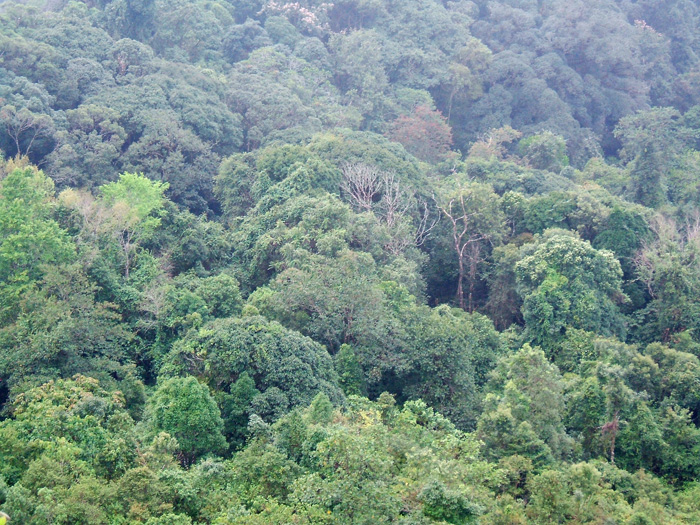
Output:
[
  {"xmin": 399, "ymin": 305, "xmax": 505, "ymax": 429},
  {"xmin": 593, "ymin": 206, "xmax": 650, "ymax": 275},
  {"xmin": 485, "ymin": 240, "xmax": 525, "ymax": 330},
  {"xmin": 227, "ymin": 47, "xmax": 355, "ymax": 150},
  {"xmin": 100, "ymin": 172, "xmax": 168, "ymax": 226},
  {"xmin": 518, "ymin": 131, "xmax": 570, "ymax": 173},
  {"xmin": 578, "ymin": 157, "xmax": 630, "ymax": 196},
  {"xmin": 162, "ymin": 315, "xmax": 343, "ymax": 429},
  {"xmin": 419, "ymin": 479, "xmax": 481, "ymax": 524},
  {"xmin": 515, "ymin": 230, "xmax": 626, "ymax": 349},
  {"xmin": 59, "ymin": 171, "xmax": 169, "ymax": 279},
  {"xmin": 215, "ymin": 143, "xmax": 341, "ymax": 221},
  {"xmin": 3, "ymin": 0, "xmax": 700, "ymax": 521},
  {"xmin": 334, "ymin": 344, "xmax": 367, "ymax": 397},
  {"xmin": 263, "ymin": 249, "xmax": 388, "ymax": 352},
  {"xmin": 525, "ymin": 463, "xmax": 631, "ymax": 524},
  {"xmin": 145, "ymin": 514, "xmax": 193, "ymax": 525},
  {"xmin": 0, "ymin": 375, "xmax": 138, "ymax": 485},
  {"xmin": 0, "ymin": 263, "xmax": 133, "ymax": 393},
  {"xmin": 146, "ymin": 376, "xmax": 227, "ymax": 465},
  {"xmin": 45, "ymin": 105, "xmax": 127, "ymax": 189},
  {"xmin": 523, "ymin": 187, "xmax": 616, "ymax": 240},
  {"xmin": 0, "ymin": 167, "xmax": 74, "ymax": 322},
  {"xmin": 615, "ymin": 107, "xmax": 694, "ymax": 208},
  {"xmin": 478, "ymin": 344, "xmax": 573, "ymax": 464}
]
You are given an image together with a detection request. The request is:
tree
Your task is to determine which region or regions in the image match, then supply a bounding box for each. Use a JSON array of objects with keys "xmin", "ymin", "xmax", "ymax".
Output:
[
  {"xmin": 386, "ymin": 105, "xmax": 455, "ymax": 164},
  {"xmin": 120, "ymin": 110, "xmax": 219, "ymax": 215},
  {"xmin": 437, "ymin": 182, "xmax": 504, "ymax": 311},
  {"xmin": 400, "ymin": 304, "xmax": 505, "ymax": 429},
  {"xmin": 340, "ymin": 162, "xmax": 382, "ymax": 212},
  {"xmin": 146, "ymin": 376, "xmax": 227, "ymax": 466},
  {"xmin": 485, "ymin": 241, "xmax": 525, "ymax": 330},
  {"xmin": 340, "ymin": 163, "xmax": 435, "ymax": 255},
  {"xmin": 308, "ymin": 129, "xmax": 424, "ymax": 186},
  {"xmin": 161, "ymin": 315, "xmax": 343, "ymax": 423},
  {"xmin": 477, "ymin": 344, "xmax": 574, "ymax": 463},
  {"xmin": 335, "ymin": 344, "xmax": 366, "ymax": 396},
  {"xmin": 229, "ymin": 193, "xmax": 361, "ymax": 293},
  {"xmin": 565, "ymin": 375, "xmax": 606, "ymax": 459},
  {"xmin": 614, "ymin": 107, "xmax": 691, "ymax": 208},
  {"xmin": 0, "ymin": 375, "xmax": 138, "ymax": 485},
  {"xmin": 593, "ymin": 205, "xmax": 649, "ymax": 279},
  {"xmin": 45, "ymin": 105, "xmax": 126, "ymax": 188},
  {"xmin": 515, "ymin": 230, "xmax": 626, "ymax": 350},
  {"xmin": 468, "ymin": 126, "xmax": 522, "ymax": 161},
  {"xmin": 105, "ymin": 0, "xmax": 156, "ymax": 40},
  {"xmin": 0, "ymin": 105, "xmax": 54, "ymax": 158},
  {"xmin": 214, "ymin": 152, "xmax": 258, "ymax": 218},
  {"xmin": 0, "ymin": 263, "xmax": 133, "ymax": 392},
  {"xmin": 0, "ymin": 167, "xmax": 74, "ymax": 323},
  {"xmin": 150, "ymin": 0, "xmax": 231, "ymax": 63},
  {"xmin": 227, "ymin": 47, "xmax": 354, "ymax": 150},
  {"xmin": 643, "ymin": 343, "xmax": 700, "ymax": 420},
  {"xmin": 518, "ymin": 131, "xmax": 570, "ymax": 172},
  {"xmin": 262, "ymin": 249, "xmax": 390, "ymax": 353},
  {"xmin": 419, "ymin": 479, "xmax": 481, "ymax": 524},
  {"xmin": 328, "ymin": 29, "xmax": 389, "ymax": 120},
  {"xmin": 633, "ymin": 214, "xmax": 700, "ymax": 345},
  {"xmin": 99, "ymin": 172, "xmax": 168, "ymax": 277}
]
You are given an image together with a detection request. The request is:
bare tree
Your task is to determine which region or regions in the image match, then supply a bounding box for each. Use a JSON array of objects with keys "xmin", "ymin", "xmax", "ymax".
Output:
[
  {"xmin": 468, "ymin": 125, "xmax": 522, "ymax": 161},
  {"xmin": 342, "ymin": 163, "xmax": 440, "ymax": 255},
  {"xmin": 601, "ymin": 412, "xmax": 620, "ymax": 465},
  {"xmin": 377, "ymin": 171, "xmax": 410, "ymax": 228},
  {"xmin": 685, "ymin": 209, "xmax": 700, "ymax": 245},
  {"xmin": 138, "ymin": 282, "xmax": 169, "ymax": 332},
  {"xmin": 633, "ymin": 212, "xmax": 700, "ymax": 342},
  {"xmin": 437, "ymin": 184, "xmax": 503, "ymax": 311},
  {"xmin": 414, "ymin": 199, "xmax": 440, "ymax": 248},
  {"xmin": 634, "ymin": 213, "xmax": 700, "ymax": 299},
  {"xmin": 341, "ymin": 163, "xmax": 382, "ymax": 212}
]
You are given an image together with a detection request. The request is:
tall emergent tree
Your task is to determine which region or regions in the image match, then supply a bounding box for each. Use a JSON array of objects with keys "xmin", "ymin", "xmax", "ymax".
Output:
[{"xmin": 437, "ymin": 182, "xmax": 504, "ymax": 311}]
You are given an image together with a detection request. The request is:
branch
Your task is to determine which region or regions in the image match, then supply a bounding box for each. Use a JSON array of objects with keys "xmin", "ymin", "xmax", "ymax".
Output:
[{"xmin": 341, "ymin": 162, "xmax": 382, "ymax": 212}]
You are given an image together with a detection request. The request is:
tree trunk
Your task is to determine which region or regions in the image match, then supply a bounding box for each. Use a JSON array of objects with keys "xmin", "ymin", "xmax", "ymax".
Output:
[{"xmin": 457, "ymin": 256, "xmax": 465, "ymax": 310}]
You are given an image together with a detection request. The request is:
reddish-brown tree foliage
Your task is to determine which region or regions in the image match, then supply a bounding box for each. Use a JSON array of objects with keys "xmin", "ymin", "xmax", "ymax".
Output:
[{"xmin": 386, "ymin": 105, "xmax": 454, "ymax": 164}]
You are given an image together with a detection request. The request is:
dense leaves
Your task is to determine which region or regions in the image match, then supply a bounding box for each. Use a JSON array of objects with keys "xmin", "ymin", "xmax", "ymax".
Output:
[{"xmin": 3, "ymin": 0, "xmax": 700, "ymax": 522}]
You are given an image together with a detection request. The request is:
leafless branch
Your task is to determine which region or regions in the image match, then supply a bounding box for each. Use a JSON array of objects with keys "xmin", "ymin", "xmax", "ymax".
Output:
[
  {"xmin": 378, "ymin": 171, "xmax": 411, "ymax": 228},
  {"xmin": 414, "ymin": 199, "xmax": 440, "ymax": 247},
  {"xmin": 341, "ymin": 162, "xmax": 381, "ymax": 212}
]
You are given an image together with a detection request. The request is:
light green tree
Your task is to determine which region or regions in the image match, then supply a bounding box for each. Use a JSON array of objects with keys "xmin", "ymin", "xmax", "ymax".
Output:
[
  {"xmin": 146, "ymin": 376, "xmax": 227, "ymax": 466},
  {"xmin": 0, "ymin": 167, "xmax": 74, "ymax": 323},
  {"xmin": 65, "ymin": 172, "xmax": 168, "ymax": 278}
]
